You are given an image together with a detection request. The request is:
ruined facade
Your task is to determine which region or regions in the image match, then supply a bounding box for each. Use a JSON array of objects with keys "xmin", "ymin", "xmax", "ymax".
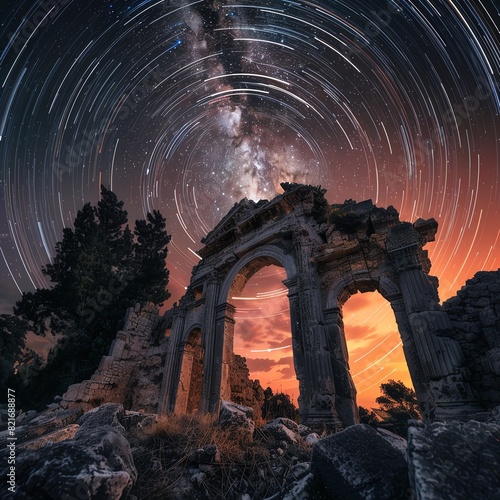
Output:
[
  {"xmin": 157, "ymin": 183, "xmax": 485, "ymax": 428},
  {"xmin": 443, "ymin": 270, "xmax": 500, "ymax": 408},
  {"xmin": 60, "ymin": 303, "xmax": 168, "ymax": 413}
]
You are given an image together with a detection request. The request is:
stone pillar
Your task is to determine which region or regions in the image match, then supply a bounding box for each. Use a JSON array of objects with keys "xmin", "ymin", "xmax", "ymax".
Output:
[
  {"xmin": 200, "ymin": 276, "xmax": 219, "ymax": 413},
  {"xmin": 388, "ymin": 225, "xmax": 483, "ymax": 420},
  {"xmin": 323, "ymin": 306, "xmax": 358, "ymax": 427},
  {"xmin": 158, "ymin": 307, "xmax": 186, "ymax": 414},
  {"xmin": 292, "ymin": 226, "xmax": 340, "ymax": 429},
  {"xmin": 387, "ymin": 293, "xmax": 438, "ymax": 417},
  {"xmin": 284, "ymin": 278, "xmax": 307, "ymax": 416},
  {"xmin": 205, "ymin": 302, "xmax": 235, "ymax": 414}
]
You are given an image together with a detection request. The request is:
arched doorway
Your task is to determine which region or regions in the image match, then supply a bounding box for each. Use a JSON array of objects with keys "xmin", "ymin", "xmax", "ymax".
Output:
[
  {"xmin": 341, "ymin": 291, "xmax": 413, "ymax": 410},
  {"xmin": 159, "ymin": 184, "xmax": 482, "ymax": 426},
  {"xmin": 232, "ymin": 265, "xmax": 298, "ymax": 408}
]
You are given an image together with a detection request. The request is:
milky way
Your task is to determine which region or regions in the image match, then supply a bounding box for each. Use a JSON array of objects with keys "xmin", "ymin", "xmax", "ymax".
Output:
[{"xmin": 1, "ymin": 0, "xmax": 499, "ymax": 402}]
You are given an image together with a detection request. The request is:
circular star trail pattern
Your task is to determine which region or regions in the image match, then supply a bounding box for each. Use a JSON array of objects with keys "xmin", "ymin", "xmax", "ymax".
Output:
[{"xmin": 1, "ymin": 0, "xmax": 499, "ymax": 402}]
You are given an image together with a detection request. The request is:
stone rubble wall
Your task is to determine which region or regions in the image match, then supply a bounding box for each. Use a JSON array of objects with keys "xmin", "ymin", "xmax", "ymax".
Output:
[
  {"xmin": 60, "ymin": 303, "xmax": 168, "ymax": 412},
  {"xmin": 443, "ymin": 269, "xmax": 500, "ymax": 408},
  {"xmin": 229, "ymin": 354, "xmax": 265, "ymax": 422}
]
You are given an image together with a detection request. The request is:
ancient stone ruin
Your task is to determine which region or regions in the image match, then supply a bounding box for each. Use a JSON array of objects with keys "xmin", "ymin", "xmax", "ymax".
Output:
[
  {"xmin": 60, "ymin": 183, "xmax": 499, "ymax": 428},
  {"xmin": 157, "ymin": 183, "xmax": 488, "ymax": 427},
  {"xmin": 9, "ymin": 183, "xmax": 500, "ymax": 499}
]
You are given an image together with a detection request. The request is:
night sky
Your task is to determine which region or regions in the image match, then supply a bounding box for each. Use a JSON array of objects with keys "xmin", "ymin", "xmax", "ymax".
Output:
[{"xmin": 1, "ymin": 0, "xmax": 499, "ymax": 406}]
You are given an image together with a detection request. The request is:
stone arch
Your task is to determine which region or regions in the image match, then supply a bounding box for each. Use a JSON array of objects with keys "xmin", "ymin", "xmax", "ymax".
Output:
[
  {"xmin": 218, "ymin": 244, "xmax": 297, "ymax": 304},
  {"xmin": 159, "ymin": 184, "xmax": 483, "ymax": 426}
]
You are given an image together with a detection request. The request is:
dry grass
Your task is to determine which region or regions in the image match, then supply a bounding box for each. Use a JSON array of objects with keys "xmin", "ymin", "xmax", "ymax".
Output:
[
  {"xmin": 141, "ymin": 413, "xmax": 246, "ymax": 463},
  {"xmin": 129, "ymin": 413, "xmax": 314, "ymax": 500}
]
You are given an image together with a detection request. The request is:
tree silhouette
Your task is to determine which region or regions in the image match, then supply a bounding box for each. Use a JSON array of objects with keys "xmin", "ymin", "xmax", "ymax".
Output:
[
  {"xmin": 0, "ymin": 314, "xmax": 29, "ymax": 400},
  {"xmin": 262, "ymin": 387, "xmax": 299, "ymax": 421},
  {"xmin": 375, "ymin": 379, "xmax": 421, "ymax": 436},
  {"xmin": 13, "ymin": 186, "xmax": 171, "ymax": 409},
  {"xmin": 358, "ymin": 406, "xmax": 379, "ymax": 427}
]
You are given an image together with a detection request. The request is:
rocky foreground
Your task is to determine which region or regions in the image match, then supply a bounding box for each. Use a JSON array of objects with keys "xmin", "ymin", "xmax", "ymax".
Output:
[{"xmin": 1, "ymin": 402, "xmax": 500, "ymax": 499}]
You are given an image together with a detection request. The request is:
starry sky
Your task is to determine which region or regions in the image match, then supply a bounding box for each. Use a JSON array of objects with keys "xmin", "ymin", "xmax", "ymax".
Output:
[{"xmin": 1, "ymin": 0, "xmax": 499, "ymax": 407}]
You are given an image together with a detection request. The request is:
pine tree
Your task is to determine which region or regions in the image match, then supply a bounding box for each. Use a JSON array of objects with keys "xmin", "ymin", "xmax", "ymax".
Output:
[
  {"xmin": 13, "ymin": 186, "xmax": 171, "ymax": 409},
  {"xmin": 0, "ymin": 314, "xmax": 29, "ymax": 399},
  {"xmin": 129, "ymin": 210, "xmax": 171, "ymax": 305},
  {"xmin": 375, "ymin": 379, "xmax": 421, "ymax": 436}
]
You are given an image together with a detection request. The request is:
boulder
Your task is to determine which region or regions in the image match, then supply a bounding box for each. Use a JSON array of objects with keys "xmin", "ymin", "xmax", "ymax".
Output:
[
  {"xmin": 283, "ymin": 469, "xmax": 334, "ymax": 500},
  {"xmin": 0, "ymin": 425, "xmax": 136, "ymax": 499},
  {"xmin": 218, "ymin": 400, "xmax": 254, "ymax": 441},
  {"xmin": 122, "ymin": 410, "xmax": 160, "ymax": 432},
  {"xmin": 286, "ymin": 462, "xmax": 311, "ymax": 484},
  {"xmin": 19, "ymin": 424, "xmax": 80, "ymax": 450},
  {"xmin": 78, "ymin": 402, "xmax": 125, "ymax": 433},
  {"xmin": 488, "ymin": 405, "xmax": 500, "ymax": 424},
  {"xmin": 407, "ymin": 419, "xmax": 500, "ymax": 499},
  {"xmin": 305, "ymin": 432, "xmax": 320, "ymax": 445},
  {"xmin": 262, "ymin": 418, "xmax": 300, "ymax": 445},
  {"xmin": 376, "ymin": 427, "xmax": 408, "ymax": 456},
  {"xmin": 298, "ymin": 424, "xmax": 313, "ymax": 436},
  {"xmin": 311, "ymin": 424, "xmax": 409, "ymax": 499},
  {"xmin": 0, "ymin": 407, "xmax": 82, "ymax": 448}
]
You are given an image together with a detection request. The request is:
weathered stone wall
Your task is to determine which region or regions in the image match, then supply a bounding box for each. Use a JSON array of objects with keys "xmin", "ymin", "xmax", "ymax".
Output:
[
  {"xmin": 229, "ymin": 354, "xmax": 265, "ymax": 421},
  {"xmin": 60, "ymin": 303, "xmax": 168, "ymax": 412},
  {"xmin": 443, "ymin": 270, "xmax": 500, "ymax": 408}
]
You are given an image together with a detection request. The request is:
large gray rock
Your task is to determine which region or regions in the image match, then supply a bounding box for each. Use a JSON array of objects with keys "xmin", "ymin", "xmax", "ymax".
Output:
[
  {"xmin": 77, "ymin": 402, "xmax": 126, "ymax": 433},
  {"xmin": 218, "ymin": 400, "xmax": 255, "ymax": 441},
  {"xmin": 19, "ymin": 424, "xmax": 80, "ymax": 450},
  {"xmin": 311, "ymin": 424, "xmax": 409, "ymax": 499},
  {"xmin": 0, "ymin": 425, "xmax": 136, "ymax": 499},
  {"xmin": 407, "ymin": 419, "xmax": 500, "ymax": 499},
  {"xmin": 376, "ymin": 427, "xmax": 408, "ymax": 457},
  {"xmin": 0, "ymin": 407, "xmax": 82, "ymax": 448},
  {"xmin": 262, "ymin": 417, "xmax": 300, "ymax": 445},
  {"xmin": 0, "ymin": 403, "xmax": 136, "ymax": 499}
]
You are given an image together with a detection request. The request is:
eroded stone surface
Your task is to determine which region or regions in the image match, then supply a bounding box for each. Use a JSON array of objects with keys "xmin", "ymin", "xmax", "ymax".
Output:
[
  {"xmin": 443, "ymin": 269, "xmax": 500, "ymax": 409},
  {"xmin": 218, "ymin": 400, "xmax": 255, "ymax": 441},
  {"xmin": 60, "ymin": 303, "xmax": 168, "ymax": 413},
  {"xmin": 407, "ymin": 419, "xmax": 500, "ymax": 500},
  {"xmin": 311, "ymin": 424, "xmax": 410, "ymax": 499},
  {"xmin": 262, "ymin": 418, "xmax": 300, "ymax": 445},
  {"xmin": 0, "ymin": 404, "xmax": 137, "ymax": 499}
]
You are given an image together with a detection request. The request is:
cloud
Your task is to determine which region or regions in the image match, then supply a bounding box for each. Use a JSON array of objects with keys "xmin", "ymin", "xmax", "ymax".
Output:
[
  {"xmin": 267, "ymin": 337, "xmax": 293, "ymax": 349},
  {"xmin": 343, "ymin": 292, "xmax": 374, "ymax": 311},
  {"xmin": 343, "ymin": 324, "xmax": 378, "ymax": 341},
  {"xmin": 277, "ymin": 365, "xmax": 296, "ymax": 380},
  {"xmin": 245, "ymin": 354, "xmax": 294, "ymax": 374},
  {"xmin": 245, "ymin": 357, "xmax": 275, "ymax": 373},
  {"xmin": 276, "ymin": 356, "xmax": 293, "ymax": 365}
]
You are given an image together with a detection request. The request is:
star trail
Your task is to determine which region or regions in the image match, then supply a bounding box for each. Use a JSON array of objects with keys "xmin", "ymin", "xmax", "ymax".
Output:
[{"xmin": 0, "ymin": 0, "xmax": 499, "ymax": 405}]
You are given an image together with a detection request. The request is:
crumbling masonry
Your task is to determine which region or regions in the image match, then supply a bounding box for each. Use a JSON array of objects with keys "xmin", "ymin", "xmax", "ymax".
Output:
[
  {"xmin": 62, "ymin": 184, "xmax": 499, "ymax": 426},
  {"xmin": 157, "ymin": 183, "xmax": 487, "ymax": 427}
]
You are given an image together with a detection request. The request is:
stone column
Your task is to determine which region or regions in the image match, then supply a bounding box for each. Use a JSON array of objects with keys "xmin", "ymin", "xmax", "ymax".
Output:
[
  {"xmin": 323, "ymin": 305, "xmax": 357, "ymax": 427},
  {"xmin": 292, "ymin": 225, "xmax": 340, "ymax": 429},
  {"xmin": 387, "ymin": 293, "xmax": 435, "ymax": 417},
  {"xmin": 284, "ymin": 277, "xmax": 307, "ymax": 416},
  {"xmin": 200, "ymin": 275, "xmax": 219, "ymax": 413},
  {"xmin": 388, "ymin": 224, "xmax": 483, "ymax": 420},
  {"xmin": 158, "ymin": 307, "xmax": 186, "ymax": 414},
  {"xmin": 204, "ymin": 302, "xmax": 235, "ymax": 414}
]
